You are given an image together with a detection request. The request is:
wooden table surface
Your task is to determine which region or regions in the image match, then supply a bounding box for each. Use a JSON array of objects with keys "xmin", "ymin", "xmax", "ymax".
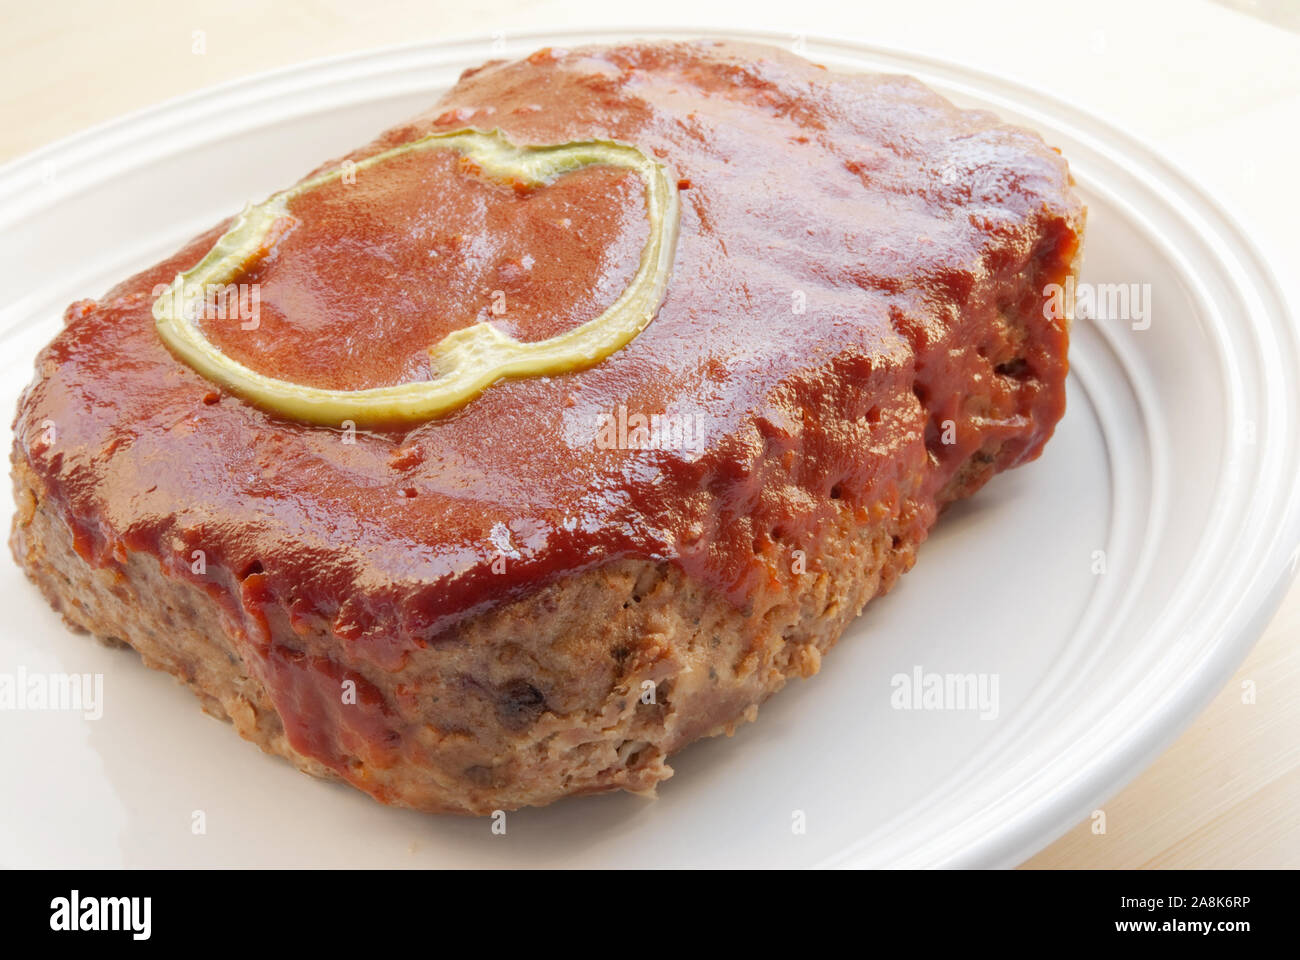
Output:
[{"xmin": 2, "ymin": 0, "xmax": 1296, "ymax": 868}]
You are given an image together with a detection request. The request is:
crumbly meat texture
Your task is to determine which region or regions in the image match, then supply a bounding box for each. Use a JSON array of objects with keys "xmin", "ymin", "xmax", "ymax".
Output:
[{"xmin": 10, "ymin": 40, "xmax": 1083, "ymax": 814}]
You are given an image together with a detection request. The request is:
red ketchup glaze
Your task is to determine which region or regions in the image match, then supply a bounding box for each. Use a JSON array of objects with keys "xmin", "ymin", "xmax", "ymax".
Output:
[
  {"xmin": 207, "ymin": 151, "xmax": 650, "ymax": 391},
  {"xmin": 13, "ymin": 41, "xmax": 1082, "ymax": 781}
]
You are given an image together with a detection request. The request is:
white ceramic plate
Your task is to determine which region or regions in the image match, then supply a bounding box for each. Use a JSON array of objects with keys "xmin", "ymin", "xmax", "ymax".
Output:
[{"xmin": 1, "ymin": 28, "xmax": 1296, "ymax": 869}]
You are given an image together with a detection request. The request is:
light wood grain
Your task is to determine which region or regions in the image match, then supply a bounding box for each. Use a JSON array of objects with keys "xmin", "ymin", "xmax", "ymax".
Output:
[{"xmin": 2, "ymin": 0, "xmax": 1296, "ymax": 868}]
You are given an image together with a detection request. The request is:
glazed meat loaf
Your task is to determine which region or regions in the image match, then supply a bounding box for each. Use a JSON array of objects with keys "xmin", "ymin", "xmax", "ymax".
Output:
[{"xmin": 11, "ymin": 40, "xmax": 1083, "ymax": 814}]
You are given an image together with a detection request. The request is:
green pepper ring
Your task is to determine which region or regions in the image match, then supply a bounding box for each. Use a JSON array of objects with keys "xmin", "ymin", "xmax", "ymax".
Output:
[{"xmin": 152, "ymin": 128, "xmax": 681, "ymax": 427}]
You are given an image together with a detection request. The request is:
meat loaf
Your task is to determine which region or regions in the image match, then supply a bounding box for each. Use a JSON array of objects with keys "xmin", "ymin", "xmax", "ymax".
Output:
[{"xmin": 10, "ymin": 40, "xmax": 1084, "ymax": 814}]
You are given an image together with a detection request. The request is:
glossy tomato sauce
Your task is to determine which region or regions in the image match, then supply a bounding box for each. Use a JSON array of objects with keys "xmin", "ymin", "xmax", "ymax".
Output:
[{"xmin": 15, "ymin": 41, "xmax": 1082, "ymax": 691}]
